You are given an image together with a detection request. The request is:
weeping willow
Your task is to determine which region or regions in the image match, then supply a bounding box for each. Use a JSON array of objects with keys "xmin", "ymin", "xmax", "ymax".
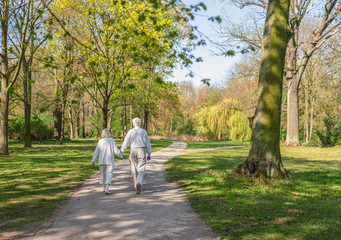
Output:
[{"xmin": 207, "ymin": 100, "xmax": 251, "ymax": 141}]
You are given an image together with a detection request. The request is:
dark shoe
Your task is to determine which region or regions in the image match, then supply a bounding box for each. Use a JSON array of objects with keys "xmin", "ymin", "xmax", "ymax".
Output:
[{"xmin": 136, "ymin": 183, "xmax": 141, "ymax": 194}]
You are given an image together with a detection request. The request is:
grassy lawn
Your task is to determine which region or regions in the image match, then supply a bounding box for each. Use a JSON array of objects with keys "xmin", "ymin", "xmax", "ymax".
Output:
[
  {"xmin": 185, "ymin": 140, "xmax": 250, "ymax": 149},
  {"xmin": 0, "ymin": 138, "xmax": 172, "ymax": 230},
  {"xmin": 165, "ymin": 145, "xmax": 341, "ymax": 240}
]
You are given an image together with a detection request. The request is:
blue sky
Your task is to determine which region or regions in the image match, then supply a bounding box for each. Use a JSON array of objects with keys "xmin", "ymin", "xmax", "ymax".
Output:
[{"xmin": 166, "ymin": 0, "xmax": 246, "ymax": 87}]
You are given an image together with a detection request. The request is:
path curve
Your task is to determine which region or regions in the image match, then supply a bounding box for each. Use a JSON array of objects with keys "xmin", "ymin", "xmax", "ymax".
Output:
[{"xmin": 16, "ymin": 142, "xmax": 247, "ymax": 240}]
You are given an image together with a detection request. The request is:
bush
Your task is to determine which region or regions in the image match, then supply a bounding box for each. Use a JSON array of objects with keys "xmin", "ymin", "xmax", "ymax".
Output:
[
  {"xmin": 175, "ymin": 120, "xmax": 196, "ymax": 136},
  {"xmin": 9, "ymin": 114, "xmax": 54, "ymax": 140},
  {"xmin": 315, "ymin": 116, "xmax": 341, "ymax": 146}
]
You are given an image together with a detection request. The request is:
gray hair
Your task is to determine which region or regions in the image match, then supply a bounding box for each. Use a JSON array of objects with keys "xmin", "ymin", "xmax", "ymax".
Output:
[
  {"xmin": 101, "ymin": 128, "xmax": 111, "ymax": 138},
  {"xmin": 132, "ymin": 117, "xmax": 141, "ymax": 127}
]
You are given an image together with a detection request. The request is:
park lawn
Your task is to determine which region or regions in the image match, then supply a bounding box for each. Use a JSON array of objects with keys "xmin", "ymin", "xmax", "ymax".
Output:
[
  {"xmin": 185, "ymin": 140, "xmax": 250, "ymax": 149},
  {"xmin": 165, "ymin": 145, "xmax": 341, "ymax": 240},
  {"xmin": 0, "ymin": 138, "xmax": 172, "ymax": 230}
]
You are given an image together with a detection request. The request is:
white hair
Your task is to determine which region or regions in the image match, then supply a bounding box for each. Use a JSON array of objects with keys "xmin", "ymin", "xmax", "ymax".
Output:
[
  {"xmin": 101, "ymin": 128, "xmax": 111, "ymax": 138},
  {"xmin": 132, "ymin": 117, "xmax": 141, "ymax": 127}
]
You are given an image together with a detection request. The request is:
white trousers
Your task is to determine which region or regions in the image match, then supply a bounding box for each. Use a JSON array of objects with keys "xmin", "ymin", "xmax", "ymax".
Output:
[
  {"xmin": 129, "ymin": 148, "xmax": 146, "ymax": 188},
  {"xmin": 99, "ymin": 165, "xmax": 114, "ymax": 185}
]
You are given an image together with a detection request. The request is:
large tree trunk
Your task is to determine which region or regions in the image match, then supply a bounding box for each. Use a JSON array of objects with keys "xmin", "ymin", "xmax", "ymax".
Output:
[
  {"xmin": 102, "ymin": 103, "xmax": 108, "ymax": 130},
  {"xmin": 286, "ymin": 77, "xmax": 300, "ymax": 146},
  {"xmin": 231, "ymin": 0, "xmax": 290, "ymax": 180},
  {"xmin": 0, "ymin": 86, "xmax": 9, "ymax": 155}
]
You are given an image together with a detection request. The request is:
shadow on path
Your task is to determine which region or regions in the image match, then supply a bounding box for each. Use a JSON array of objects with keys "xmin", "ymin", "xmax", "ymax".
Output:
[{"xmin": 12, "ymin": 142, "xmax": 247, "ymax": 240}]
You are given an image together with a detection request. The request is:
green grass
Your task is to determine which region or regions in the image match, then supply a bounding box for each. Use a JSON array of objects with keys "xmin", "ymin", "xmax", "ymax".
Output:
[
  {"xmin": 165, "ymin": 145, "xmax": 341, "ymax": 240},
  {"xmin": 0, "ymin": 138, "xmax": 172, "ymax": 230},
  {"xmin": 185, "ymin": 140, "xmax": 250, "ymax": 149}
]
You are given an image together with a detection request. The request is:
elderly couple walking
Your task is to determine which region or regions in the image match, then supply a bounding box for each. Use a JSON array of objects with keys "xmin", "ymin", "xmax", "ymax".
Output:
[{"xmin": 91, "ymin": 117, "xmax": 152, "ymax": 195}]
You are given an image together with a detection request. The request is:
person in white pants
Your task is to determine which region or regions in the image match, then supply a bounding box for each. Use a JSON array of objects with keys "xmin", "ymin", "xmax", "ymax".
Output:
[
  {"xmin": 91, "ymin": 128, "xmax": 123, "ymax": 194},
  {"xmin": 121, "ymin": 118, "xmax": 152, "ymax": 194}
]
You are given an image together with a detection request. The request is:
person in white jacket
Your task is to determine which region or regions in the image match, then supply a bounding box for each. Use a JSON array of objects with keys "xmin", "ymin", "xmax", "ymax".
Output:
[
  {"xmin": 121, "ymin": 118, "xmax": 152, "ymax": 194},
  {"xmin": 92, "ymin": 128, "xmax": 123, "ymax": 194}
]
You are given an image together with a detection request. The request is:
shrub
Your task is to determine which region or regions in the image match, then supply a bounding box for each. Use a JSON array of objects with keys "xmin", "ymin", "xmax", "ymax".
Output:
[{"xmin": 9, "ymin": 114, "xmax": 54, "ymax": 140}]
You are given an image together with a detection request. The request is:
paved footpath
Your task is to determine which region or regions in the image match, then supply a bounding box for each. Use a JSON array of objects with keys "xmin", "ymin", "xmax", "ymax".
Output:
[{"xmin": 14, "ymin": 142, "xmax": 247, "ymax": 240}]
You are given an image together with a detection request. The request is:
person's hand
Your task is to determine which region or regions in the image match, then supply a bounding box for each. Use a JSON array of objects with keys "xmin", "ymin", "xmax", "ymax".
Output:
[
  {"xmin": 92, "ymin": 163, "xmax": 95, "ymax": 167},
  {"xmin": 147, "ymin": 156, "xmax": 151, "ymax": 161}
]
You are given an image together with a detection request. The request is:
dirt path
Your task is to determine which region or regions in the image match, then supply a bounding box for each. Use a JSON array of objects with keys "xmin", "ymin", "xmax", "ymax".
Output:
[{"xmin": 11, "ymin": 142, "xmax": 247, "ymax": 240}]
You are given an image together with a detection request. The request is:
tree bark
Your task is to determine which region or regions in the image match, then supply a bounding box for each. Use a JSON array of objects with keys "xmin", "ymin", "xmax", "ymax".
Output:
[
  {"xmin": 102, "ymin": 104, "xmax": 108, "ymax": 130},
  {"xmin": 231, "ymin": 0, "xmax": 290, "ymax": 179},
  {"xmin": 80, "ymin": 95, "xmax": 85, "ymax": 138},
  {"xmin": 22, "ymin": 56, "xmax": 32, "ymax": 147},
  {"xmin": 0, "ymin": 5, "xmax": 9, "ymax": 155},
  {"xmin": 122, "ymin": 101, "xmax": 127, "ymax": 139},
  {"xmin": 304, "ymin": 81, "xmax": 309, "ymax": 142},
  {"xmin": 69, "ymin": 106, "xmax": 74, "ymax": 139},
  {"xmin": 143, "ymin": 108, "xmax": 149, "ymax": 131},
  {"xmin": 286, "ymin": 76, "xmax": 300, "ymax": 146}
]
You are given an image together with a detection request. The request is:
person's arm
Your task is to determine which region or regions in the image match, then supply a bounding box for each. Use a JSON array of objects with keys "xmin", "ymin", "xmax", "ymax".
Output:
[
  {"xmin": 113, "ymin": 141, "xmax": 123, "ymax": 159},
  {"xmin": 145, "ymin": 131, "xmax": 152, "ymax": 160},
  {"xmin": 91, "ymin": 142, "xmax": 100, "ymax": 165},
  {"xmin": 120, "ymin": 131, "xmax": 131, "ymax": 153}
]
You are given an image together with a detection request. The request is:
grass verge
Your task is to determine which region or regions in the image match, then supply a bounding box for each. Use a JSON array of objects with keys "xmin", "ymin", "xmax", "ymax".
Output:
[
  {"xmin": 0, "ymin": 138, "xmax": 172, "ymax": 231},
  {"xmin": 165, "ymin": 145, "xmax": 341, "ymax": 240},
  {"xmin": 185, "ymin": 140, "xmax": 250, "ymax": 149}
]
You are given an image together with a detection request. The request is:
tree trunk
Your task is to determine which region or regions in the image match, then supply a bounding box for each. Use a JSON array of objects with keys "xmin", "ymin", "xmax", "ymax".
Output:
[
  {"xmin": 143, "ymin": 109, "xmax": 149, "ymax": 131},
  {"xmin": 102, "ymin": 104, "xmax": 108, "ymax": 130},
  {"xmin": 69, "ymin": 106, "xmax": 74, "ymax": 139},
  {"xmin": 22, "ymin": 57, "xmax": 32, "ymax": 147},
  {"xmin": 286, "ymin": 77, "xmax": 300, "ymax": 146},
  {"xmin": 309, "ymin": 94, "xmax": 315, "ymax": 140},
  {"xmin": 130, "ymin": 104, "xmax": 133, "ymax": 129},
  {"xmin": 231, "ymin": 0, "xmax": 290, "ymax": 180},
  {"xmin": 122, "ymin": 102, "xmax": 127, "ymax": 139},
  {"xmin": 304, "ymin": 81, "xmax": 309, "ymax": 142},
  {"xmin": 80, "ymin": 95, "xmax": 85, "ymax": 138},
  {"xmin": 0, "ymin": 4, "xmax": 9, "ymax": 155},
  {"xmin": 0, "ymin": 86, "xmax": 9, "ymax": 155}
]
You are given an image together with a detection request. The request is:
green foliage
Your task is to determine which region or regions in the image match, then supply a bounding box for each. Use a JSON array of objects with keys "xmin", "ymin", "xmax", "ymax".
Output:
[
  {"xmin": 9, "ymin": 114, "xmax": 54, "ymax": 140},
  {"xmin": 86, "ymin": 112, "xmax": 102, "ymax": 138},
  {"xmin": 194, "ymin": 99, "xmax": 251, "ymax": 141},
  {"xmin": 175, "ymin": 120, "xmax": 196, "ymax": 135},
  {"xmin": 315, "ymin": 116, "xmax": 341, "ymax": 146}
]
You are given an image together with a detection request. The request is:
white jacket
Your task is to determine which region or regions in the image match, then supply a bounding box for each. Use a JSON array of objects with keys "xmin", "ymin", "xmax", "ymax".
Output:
[
  {"xmin": 92, "ymin": 138, "xmax": 123, "ymax": 165},
  {"xmin": 121, "ymin": 126, "xmax": 152, "ymax": 156}
]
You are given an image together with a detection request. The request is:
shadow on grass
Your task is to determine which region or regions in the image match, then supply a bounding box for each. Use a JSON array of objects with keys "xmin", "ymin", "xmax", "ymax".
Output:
[{"xmin": 165, "ymin": 147, "xmax": 341, "ymax": 239}]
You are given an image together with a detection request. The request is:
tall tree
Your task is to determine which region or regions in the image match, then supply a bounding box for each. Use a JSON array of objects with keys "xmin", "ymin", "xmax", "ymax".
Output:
[
  {"xmin": 0, "ymin": 0, "xmax": 45, "ymax": 154},
  {"xmin": 285, "ymin": 0, "xmax": 340, "ymax": 146},
  {"xmin": 231, "ymin": 0, "xmax": 290, "ymax": 179}
]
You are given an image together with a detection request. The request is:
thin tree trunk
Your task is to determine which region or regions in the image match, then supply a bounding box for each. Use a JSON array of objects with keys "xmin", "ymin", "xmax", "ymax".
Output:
[
  {"xmin": 304, "ymin": 82, "xmax": 309, "ymax": 142},
  {"xmin": 122, "ymin": 101, "xmax": 127, "ymax": 139},
  {"xmin": 130, "ymin": 104, "xmax": 133, "ymax": 129},
  {"xmin": 231, "ymin": 0, "xmax": 290, "ymax": 179},
  {"xmin": 309, "ymin": 94, "xmax": 315, "ymax": 140},
  {"xmin": 69, "ymin": 106, "xmax": 74, "ymax": 139},
  {"xmin": 22, "ymin": 57, "xmax": 32, "ymax": 147},
  {"xmin": 143, "ymin": 109, "xmax": 149, "ymax": 131},
  {"xmin": 80, "ymin": 95, "xmax": 85, "ymax": 138}
]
